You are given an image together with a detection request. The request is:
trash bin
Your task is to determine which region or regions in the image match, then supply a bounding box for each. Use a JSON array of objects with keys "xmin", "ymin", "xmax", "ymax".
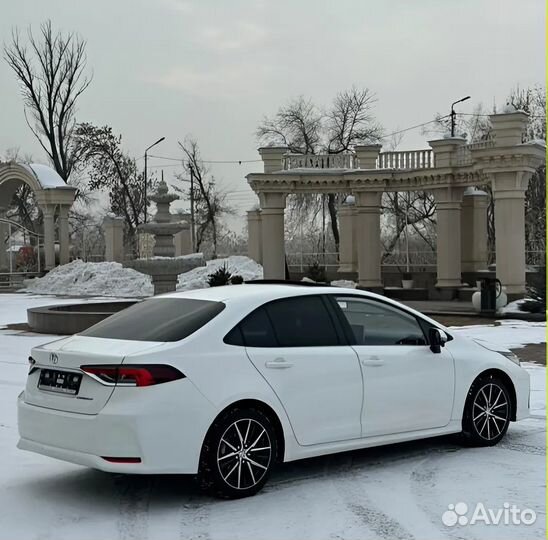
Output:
[{"xmin": 479, "ymin": 277, "xmax": 502, "ymax": 315}]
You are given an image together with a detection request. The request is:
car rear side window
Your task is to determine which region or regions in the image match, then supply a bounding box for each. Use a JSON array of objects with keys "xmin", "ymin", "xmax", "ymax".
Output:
[
  {"xmin": 80, "ymin": 298, "xmax": 225, "ymax": 342},
  {"xmin": 265, "ymin": 296, "xmax": 339, "ymax": 347},
  {"xmin": 236, "ymin": 307, "xmax": 278, "ymax": 347}
]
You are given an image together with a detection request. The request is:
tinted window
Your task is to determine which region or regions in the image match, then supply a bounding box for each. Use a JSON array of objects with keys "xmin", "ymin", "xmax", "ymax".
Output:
[
  {"xmin": 265, "ymin": 296, "xmax": 339, "ymax": 347},
  {"xmin": 80, "ymin": 298, "xmax": 225, "ymax": 342},
  {"xmin": 335, "ymin": 297, "xmax": 426, "ymax": 346},
  {"xmin": 239, "ymin": 307, "xmax": 277, "ymax": 347}
]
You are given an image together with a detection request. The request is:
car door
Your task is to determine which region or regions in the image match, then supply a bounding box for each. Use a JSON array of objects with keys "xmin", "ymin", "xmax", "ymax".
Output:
[
  {"xmin": 330, "ymin": 295, "xmax": 455, "ymax": 438},
  {"xmin": 241, "ymin": 295, "xmax": 363, "ymax": 446}
]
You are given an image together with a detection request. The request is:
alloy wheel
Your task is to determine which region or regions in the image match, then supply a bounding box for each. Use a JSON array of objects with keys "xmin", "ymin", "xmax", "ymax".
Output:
[
  {"xmin": 472, "ymin": 382, "xmax": 509, "ymax": 441},
  {"xmin": 217, "ymin": 418, "xmax": 272, "ymax": 490}
]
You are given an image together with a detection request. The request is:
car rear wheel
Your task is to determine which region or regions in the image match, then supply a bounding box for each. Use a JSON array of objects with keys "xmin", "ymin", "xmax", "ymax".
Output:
[
  {"xmin": 198, "ymin": 407, "xmax": 277, "ymax": 499},
  {"xmin": 462, "ymin": 374, "xmax": 511, "ymax": 446}
]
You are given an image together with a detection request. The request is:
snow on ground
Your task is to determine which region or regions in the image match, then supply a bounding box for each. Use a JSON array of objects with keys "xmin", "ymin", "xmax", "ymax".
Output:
[
  {"xmin": 0, "ymin": 295, "xmax": 545, "ymax": 540},
  {"xmin": 23, "ymin": 256, "xmax": 264, "ymax": 297},
  {"xmin": 450, "ymin": 319, "xmax": 546, "ymax": 349}
]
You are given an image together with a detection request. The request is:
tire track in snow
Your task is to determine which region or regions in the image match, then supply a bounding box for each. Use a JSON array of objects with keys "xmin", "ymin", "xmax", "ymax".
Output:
[
  {"xmin": 178, "ymin": 494, "xmax": 211, "ymax": 540},
  {"xmin": 114, "ymin": 475, "xmax": 152, "ymax": 540}
]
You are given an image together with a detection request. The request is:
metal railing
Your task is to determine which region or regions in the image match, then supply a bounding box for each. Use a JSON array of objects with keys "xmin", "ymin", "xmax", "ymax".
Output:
[{"xmin": 0, "ymin": 217, "xmax": 43, "ymax": 274}]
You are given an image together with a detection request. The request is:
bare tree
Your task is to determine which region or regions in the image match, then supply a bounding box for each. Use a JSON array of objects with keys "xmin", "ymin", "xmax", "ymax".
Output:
[
  {"xmin": 3, "ymin": 20, "xmax": 91, "ymax": 181},
  {"xmin": 257, "ymin": 88, "xmax": 382, "ymax": 253},
  {"xmin": 326, "ymin": 87, "xmax": 382, "ymax": 152},
  {"xmin": 257, "ymin": 96, "xmax": 322, "ymax": 153},
  {"xmin": 73, "ymin": 123, "xmax": 147, "ymax": 256},
  {"xmin": 178, "ymin": 138, "xmax": 231, "ymax": 258}
]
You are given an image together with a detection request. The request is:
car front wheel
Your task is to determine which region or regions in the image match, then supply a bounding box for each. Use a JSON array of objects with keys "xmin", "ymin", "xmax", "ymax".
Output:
[
  {"xmin": 462, "ymin": 374, "xmax": 511, "ymax": 446},
  {"xmin": 198, "ymin": 407, "xmax": 277, "ymax": 498}
]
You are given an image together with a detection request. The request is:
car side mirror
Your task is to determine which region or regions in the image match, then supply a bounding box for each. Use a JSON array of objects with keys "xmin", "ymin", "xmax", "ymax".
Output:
[{"xmin": 429, "ymin": 327, "xmax": 448, "ymax": 354}]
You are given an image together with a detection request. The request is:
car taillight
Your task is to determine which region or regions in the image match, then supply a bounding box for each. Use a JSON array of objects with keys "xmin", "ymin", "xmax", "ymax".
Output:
[{"xmin": 80, "ymin": 364, "xmax": 185, "ymax": 387}]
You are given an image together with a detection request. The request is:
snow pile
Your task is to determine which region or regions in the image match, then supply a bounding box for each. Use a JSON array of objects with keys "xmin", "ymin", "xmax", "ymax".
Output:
[
  {"xmin": 331, "ymin": 279, "xmax": 357, "ymax": 289},
  {"xmin": 499, "ymin": 299, "xmax": 527, "ymax": 315},
  {"xmin": 24, "ymin": 259, "xmax": 153, "ymax": 297},
  {"xmin": 177, "ymin": 256, "xmax": 263, "ymax": 290},
  {"xmin": 23, "ymin": 256, "xmax": 263, "ymax": 297}
]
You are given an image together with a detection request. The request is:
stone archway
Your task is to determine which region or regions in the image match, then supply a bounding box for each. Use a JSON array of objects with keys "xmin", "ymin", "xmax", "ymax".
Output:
[
  {"xmin": 0, "ymin": 161, "xmax": 76, "ymax": 270},
  {"xmin": 246, "ymin": 111, "xmax": 546, "ymax": 300}
]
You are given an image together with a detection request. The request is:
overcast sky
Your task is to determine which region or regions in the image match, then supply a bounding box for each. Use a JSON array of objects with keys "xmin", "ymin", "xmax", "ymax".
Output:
[{"xmin": 0, "ymin": 0, "xmax": 545, "ymax": 232}]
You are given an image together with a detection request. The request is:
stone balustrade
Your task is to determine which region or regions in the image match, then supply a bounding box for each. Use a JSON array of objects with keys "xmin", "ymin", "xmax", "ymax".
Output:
[
  {"xmin": 377, "ymin": 149, "xmax": 434, "ymax": 169},
  {"xmin": 283, "ymin": 153, "xmax": 356, "ymax": 170},
  {"xmin": 282, "ymin": 149, "xmax": 435, "ymax": 171}
]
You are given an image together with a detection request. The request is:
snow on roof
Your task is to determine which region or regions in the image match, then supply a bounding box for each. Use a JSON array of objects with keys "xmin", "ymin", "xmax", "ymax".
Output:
[{"xmin": 20, "ymin": 163, "xmax": 67, "ymax": 189}]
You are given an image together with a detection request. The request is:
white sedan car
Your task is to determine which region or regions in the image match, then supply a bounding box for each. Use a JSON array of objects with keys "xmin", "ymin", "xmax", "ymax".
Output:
[{"xmin": 18, "ymin": 283, "xmax": 529, "ymax": 498}]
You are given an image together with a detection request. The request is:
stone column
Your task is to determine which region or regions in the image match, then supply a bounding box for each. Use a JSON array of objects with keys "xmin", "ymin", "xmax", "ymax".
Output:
[
  {"xmin": 258, "ymin": 147, "xmax": 289, "ymax": 173},
  {"xmin": 259, "ymin": 192, "xmax": 286, "ymax": 279},
  {"xmin": 174, "ymin": 213, "xmax": 192, "ymax": 256},
  {"xmin": 428, "ymin": 137, "xmax": 467, "ymax": 167},
  {"xmin": 460, "ymin": 188, "xmax": 488, "ymax": 272},
  {"xmin": 247, "ymin": 209, "xmax": 262, "ymax": 264},
  {"xmin": 355, "ymin": 191, "xmax": 382, "ymax": 290},
  {"xmin": 0, "ymin": 207, "xmax": 8, "ymax": 271},
  {"xmin": 492, "ymin": 171, "xmax": 530, "ymax": 296},
  {"xmin": 58, "ymin": 205, "xmax": 70, "ymax": 265},
  {"xmin": 354, "ymin": 144, "xmax": 382, "ymax": 169},
  {"xmin": 434, "ymin": 187, "xmax": 464, "ymax": 288},
  {"xmin": 42, "ymin": 204, "xmax": 56, "ymax": 270},
  {"xmin": 103, "ymin": 215, "xmax": 125, "ymax": 262},
  {"xmin": 338, "ymin": 196, "xmax": 357, "ymax": 273}
]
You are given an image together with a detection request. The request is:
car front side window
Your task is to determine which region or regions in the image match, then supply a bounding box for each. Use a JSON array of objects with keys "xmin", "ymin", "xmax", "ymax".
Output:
[{"xmin": 334, "ymin": 296, "xmax": 427, "ymax": 346}]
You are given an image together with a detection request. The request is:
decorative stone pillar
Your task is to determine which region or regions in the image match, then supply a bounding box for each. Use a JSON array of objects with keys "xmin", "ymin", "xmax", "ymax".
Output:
[
  {"xmin": 258, "ymin": 147, "xmax": 289, "ymax": 173},
  {"xmin": 460, "ymin": 187, "xmax": 488, "ymax": 272},
  {"xmin": 472, "ymin": 110, "xmax": 545, "ymax": 298},
  {"xmin": 434, "ymin": 187, "xmax": 464, "ymax": 288},
  {"xmin": 58, "ymin": 205, "xmax": 70, "ymax": 265},
  {"xmin": 338, "ymin": 196, "xmax": 357, "ymax": 273},
  {"xmin": 355, "ymin": 191, "xmax": 382, "ymax": 290},
  {"xmin": 174, "ymin": 213, "xmax": 192, "ymax": 256},
  {"xmin": 428, "ymin": 137, "xmax": 467, "ymax": 167},
  {"xmin": 42, "ymin": 204, "xmax": 56, "ymax": 270},
  {"xmin": 259, "ymin": 192, "xmax": 286, "ymax": 279},
  {"xmin": 354, "ymin": 144, "xmax": 382, "ymax": 169},
  {"xmin": 103, "ymin": 215, "xmax": 125, "ymax": 262},
  {"xmin": 492, "ymin": 171, "xmax": 529, "ymax": 296},
  {"xmin": 0, "ymin": 207, "xmax": 8, "ymax": 271},
  {"xmin": 247, "ymin": 209, "xmax": 262, "ymax": 264}
]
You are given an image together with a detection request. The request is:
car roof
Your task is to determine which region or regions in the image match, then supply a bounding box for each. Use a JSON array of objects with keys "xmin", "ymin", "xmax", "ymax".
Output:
[
  {"xmin": 160, "ymin": 283, "xmax": 346, "ymax": 303},
  {"xmin": 159, "ymin": 284, "xmax": 450, "ymax": 331}
]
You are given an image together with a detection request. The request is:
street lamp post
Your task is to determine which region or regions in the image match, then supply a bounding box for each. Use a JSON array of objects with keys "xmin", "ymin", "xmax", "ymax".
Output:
[
  {"xmin": 144, "ymin": 137, "xmax": 166, "ymax": 223},
  {"xmin": 450, "ymin": 96, "xmax": 471, "ymax": 137}
]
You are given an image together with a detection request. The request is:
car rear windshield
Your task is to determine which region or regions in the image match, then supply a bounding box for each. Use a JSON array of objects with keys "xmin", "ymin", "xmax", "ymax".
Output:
[{"xmin": 79, "ymin": 298, "xmax": 225, "ymax": 342}]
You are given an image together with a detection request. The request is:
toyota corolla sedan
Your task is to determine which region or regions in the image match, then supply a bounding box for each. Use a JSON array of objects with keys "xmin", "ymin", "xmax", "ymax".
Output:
[{"xmin": 18, "ymin": 283, "xmax": 529, "ymax": 498}]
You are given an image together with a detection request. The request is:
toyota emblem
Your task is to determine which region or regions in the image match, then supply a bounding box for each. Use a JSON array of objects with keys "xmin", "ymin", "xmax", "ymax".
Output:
[{"xmin": 49, "ymin": 353, "xmax": 59, "ymax": 365}]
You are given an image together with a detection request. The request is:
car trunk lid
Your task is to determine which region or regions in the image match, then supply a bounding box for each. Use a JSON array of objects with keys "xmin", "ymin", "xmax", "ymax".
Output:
[{"xmin": 24, "ymin": 335, "xmax": 162, "ymax": 414}]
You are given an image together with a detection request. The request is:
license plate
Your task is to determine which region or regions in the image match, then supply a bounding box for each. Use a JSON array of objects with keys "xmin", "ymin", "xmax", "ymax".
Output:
[{"xmin": 38, "ymin": 369, "xmax": 82, "ymax": 395}]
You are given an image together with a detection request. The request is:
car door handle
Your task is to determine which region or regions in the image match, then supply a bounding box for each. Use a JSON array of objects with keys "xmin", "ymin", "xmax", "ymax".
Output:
[
  {"xmin": 361, "ymin": 357, "xmax": 384, "ymax": 367},
  {"xmin": 265, "ymin": 358, "xmax": 293, "ymax": 369}
]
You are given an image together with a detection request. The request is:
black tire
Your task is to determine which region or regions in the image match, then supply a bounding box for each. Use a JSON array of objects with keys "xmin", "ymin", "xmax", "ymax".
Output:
[
  {"xmin": 461, "ymin": 374, "xmax": 511, "ymax": 446},
  {"xmin": 198, "ymin": 407, "xmax": 278, "ymax": 499}
]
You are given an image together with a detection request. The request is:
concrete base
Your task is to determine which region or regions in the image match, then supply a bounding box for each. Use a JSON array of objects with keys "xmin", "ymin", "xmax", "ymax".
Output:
[
  {"xmin": 457, "ymin": 287, "xmax": 478, "ymax": 302},
  {"xmin": 28, "ymin": 301, "xmax": 137, "ymax": 334},
  {"xmin": 384, "ymin": 287, "xmax": 429, "ymax": 301},
  {"xmin": 429, "ymin": 287, "xmax": 461, "ymax": 301},
  {"xmin": 151, "ymin": 274, "xmax": 179, "ymax": 295}
]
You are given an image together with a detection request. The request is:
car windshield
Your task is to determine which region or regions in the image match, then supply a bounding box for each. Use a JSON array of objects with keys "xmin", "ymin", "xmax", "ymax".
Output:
[{"xmin": 79, "ymin": 298, "xmax": 225, "ymax": 342}]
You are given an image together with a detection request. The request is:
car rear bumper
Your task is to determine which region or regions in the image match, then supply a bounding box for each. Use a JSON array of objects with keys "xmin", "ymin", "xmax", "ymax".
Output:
[{"xmin": 17, "ymin": 379, "xmax": 217, "ymax": 474}]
